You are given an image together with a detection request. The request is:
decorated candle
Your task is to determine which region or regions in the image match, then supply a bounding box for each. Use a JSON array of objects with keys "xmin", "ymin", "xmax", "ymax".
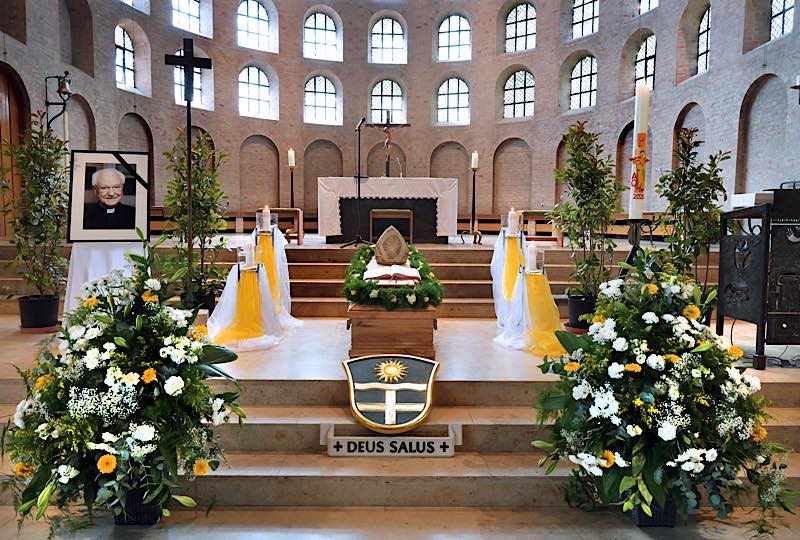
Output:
[
  {"xmin": 288, "ymin": 147, "xmax": 296, "ymax": 168},
  {"xmin": 526, "ymin": 241, "xmax": 543, "ymax": 273},
  {"xmin": 628, "ymin": 81, "xmax": 651, "ymax": 220},
  {"xmin": 471, "ymin": 151, "xmax": 479, "ymax": 169},
  {"xmin": 258, "ymin": 205, "xmax": 271, "ymax": 232},
  {"xmin": 244, "ymin": 242, "xmax": 255, "ymax": 267},
  {"xmin": 508, "ymin": 208, "xmax": 519, "ymax": 235}
]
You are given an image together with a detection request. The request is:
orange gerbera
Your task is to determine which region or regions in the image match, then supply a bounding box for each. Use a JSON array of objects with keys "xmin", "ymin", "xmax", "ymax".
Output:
[
  {"xmin": 683, "ymin": 305, "xmax": 701, "ymax": 320},
  {"xmin": 34, "ymin": 374, "xmax": 54, "ymax": 391},
  {"xmin": 188, "ymin": 325, "xmax": 208, "ymax": 340},
  {"xmin": 591, "ymin": 314, "xmax": 606, "ymax": 324},
  {"xmin": 645, "ymin": 283, "xmax": 659, "ymax": 295},
  {"xmin": 97, "ymin": 454, "xmax": 117, "ymax": 474},
  {"xmin": 193, "ymin": 459, "xmax": 209, "ymax": 476},
  {"xmin": 728, "ymin": 345, "xmax": 744, "ymax": 360},
  {"xmin": 141, "ymin": 290, "xmax": 159, "ymax": 303},
  {"xmin": 601, "ymin": 450, "xmax": 615, "ymax": 468},
  {"xmin": 564, "ymin": 361, "xmax": 581, "ymax": 373},
  {"xmin": 142, "ymin": 368, "xmax": 157, "ymax": 384},
  {"xmin": 664, "ymin": 354, "xmax": 680, "ymax": 363},
  {"xmin": 83, "ymin": 297, "xmax": 99, "ymax": 308},
  {"xmin": 624, "ymin": 363, "xmax": 642, "ymax": 373},
  {"xmin": 13, "ymin": 462, "xmax": 33, "ymax": 479},
  {"xmin": 751, "ymin": 425, "xmax": 768, "ymax": 443}
]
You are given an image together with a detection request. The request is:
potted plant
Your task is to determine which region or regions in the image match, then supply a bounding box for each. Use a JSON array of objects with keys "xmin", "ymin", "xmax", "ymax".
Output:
[
  {"xmin": 163, "ymin": 129, "xmax": 228, "ymax": 312},
  {"xmin": 534, "ymin": 251, "xmax": 797, "ymax": 535},
  {"xmin": 655, "ymin": 128, "xmax": 730, "ymax": 299},
  {"xmin": 0, "ymin": 111, "xmax": 69, "ymax": 329},
  {"xmin": 550, "ymin": 122, "xmax": 623, "ymax": 330},
  {"xmin": 3, "ymin": 233, "xmax": 245, "ymax": 530}
]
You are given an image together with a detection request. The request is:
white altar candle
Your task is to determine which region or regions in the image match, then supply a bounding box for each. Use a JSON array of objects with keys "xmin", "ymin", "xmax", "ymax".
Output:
[
  {"xmin": 526, "ymin": 241, "xmax": 543, "ymax": 273},
  {"xmin": 288, "ymin": 148, "xmax": 296, "ymax": 168},
  {"xmin": 628, "ymin": 81, "xmax": 650, "ymax": 220},
  {"xmin": 258, "ymin": 205, "xmax": 271, "ymax": 232},
  {"xmin": 471, "ymin": 151, "xmax": 479, "ymax": 169},
  {"xmin": 244, "ymin": 242, "xmax": 255, "ymax": 267},
  {"xmin": 508, "ymin": 208, "xmax": 519, "ymax": 235}
]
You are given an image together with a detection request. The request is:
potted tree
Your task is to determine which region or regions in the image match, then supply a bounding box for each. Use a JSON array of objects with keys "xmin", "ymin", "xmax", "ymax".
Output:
[
  {"xmin": 550, "ymin": 122, "xmax": 623, "ymax": 330},
  {"xmin": 163, "ymin": 129, "xmax": 228, "ymax": 312},
  {"xmin": 0, "ymin": 111, "xmax": 69, "ymax": 329}
]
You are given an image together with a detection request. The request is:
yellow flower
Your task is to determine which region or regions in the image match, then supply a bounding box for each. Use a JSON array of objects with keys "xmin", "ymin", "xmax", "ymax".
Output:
[
  {"xmin": 390, "ymin": 296, "xmax": 397, "ymax": 303},
  {"xmin": 423, "ymin": 296, "xmax": 430, "ymax": 303},
  {"xmin": 624, "ymin": 363, "xmax": 642, "ymax": 373},
  {"xmin": 664, "ymin": 354, "xmax": 680, "ymax": 363},
  {"xmin": 564, "ymin": 362, "xmax": 581, "ymax": 373},
  {"xmin": 428, "ymin": 272, "xmax": 435, "ymax": 278},
  {"xmin": 83, "ymin": 297, "xmax": 99, "ymax": 308},
  {"xmin": 193, "ymin": 459, "xmax": 209, "ymax": 476},
  {"xmin": 601, "ymin": 450, "xmax": 615, "ymax": 468},
  {"xmin": 142, "ymin": 368, "xmax": 157, "ymax": 384},
  {"xmin": 97, "ymin": 454, "xmax": 117, "ymax": 474},
  {"xmin": 591, "ymin": 314, "xmax": 606, "ymax": 324},
  {"xmin": 751, "ymin": 425, "xmax": 768, "ymax": 443},
  {"xmin": 350, "ymin": 289, "xmax": 357, "ymax": 297},
  {"xmin": 13, "ymin": 462, "xmax": 33, "ymax": 479},
  {"xmin": 683, "ymin": 304, "xmax": 701, "ymax": 320},
  {"xmin": 645, "ymin": 283, "xmax": 659, "ymax": 295},
  {"xmin": 141, "ymin": 290, "xmax": 159, "ymax": 303},
  {"xmin": 633, "ymin": 397, "xmax": 644, "ymax": 407},
  {"xmin": 696, "ymin": 397, "xmax": 709, "ymax": 406},
  {"xmin": 188, "ymin": 325, "xmax": 208, "ymax": 340},
  {"xmin": 34, "ymin": 374, "xmax": 54, "ymax": 391},
  {"xmin": 728, "ymin": 345, "xmax": 744, "ymax": 360}
]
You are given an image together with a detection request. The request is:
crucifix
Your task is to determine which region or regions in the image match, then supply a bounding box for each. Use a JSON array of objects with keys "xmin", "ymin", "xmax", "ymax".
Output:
[
  {"xmin": 165, "ymin": 38, "xmax": 212, "ymax": 306},
  {"xmin": 367, "ymin": 110, "xmax": 409, "ymax": 177}
]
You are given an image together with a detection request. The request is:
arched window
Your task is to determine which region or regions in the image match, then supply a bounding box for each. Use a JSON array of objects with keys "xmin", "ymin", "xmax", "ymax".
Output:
[
  {"xmin": 503, "ymin": 70, "xmax": 535, "ymax": 119},
  {"xmin": 370, "ymin": 17, "xmax": 406, "ymax": 64},
  {"xmin": 437, "ymin": 15, "xmax": 471, "ymax": 61},
  {"xmin": 771, "ymin": 0, "xmax": 794, "ymax": 40},
  {"xmin": 639, "ymin": 0, "xmax": 658, "ymax": 15},
  {"xmin": 304, "ymin": 75, "xmax": 338, "ymax": 124},
  {"xmin": 304, "ymin": 11, "xmax": 338, "ymax": 60},
  {"xmin": 114, "ymin": 26, "xmax": 135, "ymax": 88},
  {"xmin": 172, "ymin": 0, "xmax": 200, "ymax": 34},
  {"xmin": 173, "ymin": 49, "xmax": 202, "ymax": 106},
  {"xmin": 569, "ymin": 56, "xmax": 597, "ymax": 109},
  {"xmin": 505, "ymin": 3, "xmax": 536, "ymax": 52},
  {"xmin": 239, "ymin": 66, "xmax": 270, "ymax": 119},
  {"xmin": 436, "ymin": 78, "xmax": 470, "ymax": 125},
  {"xmin": 370, "ymin": 80, "xmax": 404, "ymax": 123},
  {"xmin": 697, "ymin": 8, "xmax": 710, "ymax": 74},
  {"xmin": 572, "ymin": 0, "xmax": 598, "ymax": 39},
  {"xmin": 237, "ymin": 0, "xmax": 269, "ymax": 50},
  {"xmin": 634, "ymin": 34, "xmax": 657, "ymax": 90}
]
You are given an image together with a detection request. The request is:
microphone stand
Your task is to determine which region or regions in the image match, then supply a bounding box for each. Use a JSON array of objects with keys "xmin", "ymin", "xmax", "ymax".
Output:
[{"xmin": 342, "ymin": 117, "xmax": 368, "ymax": 248}]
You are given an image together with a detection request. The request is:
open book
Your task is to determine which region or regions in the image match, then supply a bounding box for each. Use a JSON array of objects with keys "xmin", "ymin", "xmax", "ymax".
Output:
[{"xmin": 363, "ymin": 259, "xmax": 421, "ymax": 285}]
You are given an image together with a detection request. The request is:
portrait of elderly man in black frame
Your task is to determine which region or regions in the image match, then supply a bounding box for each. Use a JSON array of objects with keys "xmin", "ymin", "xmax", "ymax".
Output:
[{"xmin": 82, "ymin": 166, "xmax": 137, "ymax": 230}]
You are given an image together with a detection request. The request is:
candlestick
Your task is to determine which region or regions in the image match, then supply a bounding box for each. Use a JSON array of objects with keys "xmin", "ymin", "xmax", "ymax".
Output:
[
  {"xmin": 628, "ymin": 81, "xmax": 650, "ymax": 220},
  {"xmin": 244, "ymin": 242, "xmax": 255, "ymax": 267},
  {"xmin": 471, "ymin": 150, "xmax": 479, "ymax": 170},
  {"xmin": 257, "ymin": 205, "xmax": 271, "ymax": 233},
  {"xmin": 288, "ymin": 147, "xmax": 296, "ymax": 168},
  {"xmin": 526, "ymin": 241, "xmax": 543, "ymax": 273},
  {"xmin": 508, "ymin": 208, "xmax": 519, "ymax": 235}
]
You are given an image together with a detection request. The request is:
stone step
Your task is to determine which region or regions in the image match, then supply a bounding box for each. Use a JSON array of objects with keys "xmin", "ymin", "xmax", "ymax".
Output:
[
  {"xmin": 289, "ymin": 298, "xmax": 499, "ymax": 318},
  {"xmin": 287, "ymin": 262, "xmax": 492, "ymax": 281},
  {"xmin": 542, "ymin": 249, "xmax": 720, "ymax": 267},
  {"xmin": 285, "ymin": 247, "xmax": 495, "ymax": 265},
  {"xmin": 292, "ymin": 279, "xmax": 493, "ymax": 299}
]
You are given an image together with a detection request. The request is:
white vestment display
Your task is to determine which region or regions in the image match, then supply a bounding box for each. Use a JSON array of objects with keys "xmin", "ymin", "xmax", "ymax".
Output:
[
  {"xmin": 491, "ymin": 229, "xmax": 529, "ymax": 350},
  {"xmin": 250, "ymin": 226, "xmax": 301, "ymax": 329},
  {"xmin": 63, "ymin": 242, "xmax": 143, "ymax": 315}
]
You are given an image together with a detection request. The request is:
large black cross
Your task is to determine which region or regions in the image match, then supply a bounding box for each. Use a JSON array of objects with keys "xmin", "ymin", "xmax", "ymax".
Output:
[{"xmin": 165, "ymin": 38, "xmax": 212, "ymax": 306}]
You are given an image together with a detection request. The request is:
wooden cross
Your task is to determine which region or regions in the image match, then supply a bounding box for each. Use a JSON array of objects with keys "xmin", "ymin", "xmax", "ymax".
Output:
[{"xmin": 165, "ymin": 38, "xmax": 213, "ymax": 306}]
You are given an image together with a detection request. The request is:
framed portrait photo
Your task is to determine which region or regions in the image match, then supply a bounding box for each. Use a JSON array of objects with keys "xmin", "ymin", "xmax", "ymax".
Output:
[{"xmin": 68, "ymin": 150, "xmax": 151, "ymax": 242}]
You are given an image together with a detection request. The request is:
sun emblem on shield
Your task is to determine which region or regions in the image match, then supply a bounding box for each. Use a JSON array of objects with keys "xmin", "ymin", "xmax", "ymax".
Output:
[{"xmin": 375, "ymin": 359, "xmax": 407, "ymax": 383}]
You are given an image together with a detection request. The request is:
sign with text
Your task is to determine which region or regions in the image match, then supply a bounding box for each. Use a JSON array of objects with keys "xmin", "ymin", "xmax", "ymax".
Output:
[{"xmin": 327, "ymin": 435, "xmax": 455, "ymax": 457}]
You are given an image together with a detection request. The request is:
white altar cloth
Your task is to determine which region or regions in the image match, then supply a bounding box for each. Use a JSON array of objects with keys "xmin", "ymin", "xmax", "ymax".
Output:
[
  {"xmin": 64, "ymin": 242, "xmax": 143, "ymax": 315},
  {"xmin": 317, "ymin": 177, "xmax": 458, "ymax": 237}
]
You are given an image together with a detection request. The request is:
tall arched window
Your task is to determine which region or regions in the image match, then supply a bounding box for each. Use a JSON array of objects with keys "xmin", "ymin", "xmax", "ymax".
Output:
[
  {"xmin": 639, "ymin": 0, "xmax": 658, "ymax": 15},
  {"xmin": 697, "ymin": 8, "xmax": 710, "ymax": 74},
  {"xmin": 173, "ymin": 49, "xmax": 202, "ymax": 106},
  {"xmin": 239, "ymin": 66, "xmax": 270, "ymax": 119},
  {"xmin": 503, "ymin": 70, "xmax": 535, "ymax": 119},
  {"xmin": 436, "ymin": 77, "xmax": 470, "ymax": 125},
  {"xmin": 237, "ymin": 0, "xmax": 269, "ymax": 50},
  {"xmin": 172, "ymin": 0, "xmax": 200, "ymax": 34},
  {"xmin": 634, "ymin": 34, "xmax": 657, "ymax": 90},
  {"xmin": 771, "ymin": 0, "xmax": 794, "ymax": 40},
  {"xmin": 370, "ymin": 80, "xmax": 405, "ymax": 123},
  {"xmin": 304, "ymin": 75, "xmax": 338, "ymax": 124},
  {"xmin": 304, "ymin": 11, "xmax": 339, "ymax": 60},
  {"xmin": 569, "ymin": 56, "xmax": 597, "ymax": 110},
  {"xmin": 437, "ymin": 15, "xmax": 471, "ymax": 61},
  {"xmin": 370, "ymin": 17, "xmax": 406, "ymax": 64},
  {"xmin": 114, "ymin": 26, "xmax": 135, "ymax": 88},
  {"xmin": 505, "ymin": 3, "xmax": 537, "ymax": 52},
  {"xmin": 572, "ymin": 0, "xmax": 598, "ymax": 39}
]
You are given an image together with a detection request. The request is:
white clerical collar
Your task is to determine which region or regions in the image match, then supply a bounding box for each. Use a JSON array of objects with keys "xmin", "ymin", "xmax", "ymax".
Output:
[{"xmin": 106, "ymin": 208, "xmax": 116, "ymax": 214}]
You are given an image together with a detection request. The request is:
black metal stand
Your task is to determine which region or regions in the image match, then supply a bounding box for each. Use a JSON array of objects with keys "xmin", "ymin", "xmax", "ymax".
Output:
[
  {"xmin": 289, "ymin": 167, "xmax": 295, "ymax": 208},
  {"xmin": 342, "ymin": 118, "xmax": 367, "ymax": 248},
  {"xmin": 459, "ymin": 168, "xmax": 482, "ymax": 244},
  {"xmin": 619, "ymin": 218, "xmax": 645, "ymax": 276}
]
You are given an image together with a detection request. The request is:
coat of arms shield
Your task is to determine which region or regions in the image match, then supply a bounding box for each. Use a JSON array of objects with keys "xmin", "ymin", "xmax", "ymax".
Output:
[{"xmin": 343, "ymin": 354, "xmax": 439, "ymax": 434}]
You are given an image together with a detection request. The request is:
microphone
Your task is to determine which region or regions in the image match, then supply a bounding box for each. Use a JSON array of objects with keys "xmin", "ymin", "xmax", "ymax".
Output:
[{"xmin": 354, "ymin": 117, "xmax": 366, "ymax": 132}]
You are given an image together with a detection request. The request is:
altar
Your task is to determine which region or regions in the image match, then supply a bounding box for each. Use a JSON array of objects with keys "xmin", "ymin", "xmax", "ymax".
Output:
[{"xmin": 317, "ymin": 177, "xmax": 458, "ymax": 244}]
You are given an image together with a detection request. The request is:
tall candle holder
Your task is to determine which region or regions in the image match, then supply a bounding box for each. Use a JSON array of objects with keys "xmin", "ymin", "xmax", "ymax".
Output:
[
  {"xmin": 289, "ymin": 164, "xmax": 296, "ymax": 208},
  {"xmin": 459, "ymin": 163, "xmax": 483, "ymax": 244}
]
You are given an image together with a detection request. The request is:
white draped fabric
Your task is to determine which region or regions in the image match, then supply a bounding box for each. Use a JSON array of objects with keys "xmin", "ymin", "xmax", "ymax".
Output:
[
  {"xmin": 250, "ymin": 226, "xmax": 302, "ymax": 329},
  {"xmin": 64, "ymin": 242, "xmax": 143, "ymax": 314},
  {"xmin": 491, "ymin": 229, "xmax": 530, "ymax": 350}
]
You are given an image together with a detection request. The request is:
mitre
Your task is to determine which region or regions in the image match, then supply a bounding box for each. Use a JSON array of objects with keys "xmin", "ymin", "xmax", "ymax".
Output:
[{"xmin": 374, "ymin": 226, "xmax": 408, "ymax": 265}]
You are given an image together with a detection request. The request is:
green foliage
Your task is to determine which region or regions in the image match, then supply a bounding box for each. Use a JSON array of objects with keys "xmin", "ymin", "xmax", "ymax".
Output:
[
  {"xmin": 550, "ymin": 121, "xmax": 623, "ymax": 298},
  {"xmin": 342, "ymin": 244, "xmax": 444, "ymax": 310},
  {"xmin": 655, "ymin": 128, "xmax": 730, "ymax": 287},
  {"xmin": 0, "ymin": 111, "xmax": 69, "ymax": 297},
  {"xmin": 163, "ymin": 129, "xmax": 229, "ymax": 307}
]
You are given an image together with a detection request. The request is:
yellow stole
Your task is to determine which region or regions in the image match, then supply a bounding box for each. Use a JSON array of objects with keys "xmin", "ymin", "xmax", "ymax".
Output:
[
  {"xmin": 525, "ymin": 272, "xmax": 566, "ymax": 358},
  {"xmin": 256, "ymin": 233, "xmax": 281, "ymax": 313},
  {"xmin": 502, "ymin": 234, "xmax": 524, "ymax": 301},
  {"xmin": 214, "ymin": 269, "xmax": 264, "ymax": 344}
]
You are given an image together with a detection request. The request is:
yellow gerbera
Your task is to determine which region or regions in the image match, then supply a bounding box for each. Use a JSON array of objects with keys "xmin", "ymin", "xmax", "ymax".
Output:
[
  {"xmin": 601, "ymin": 450, "xmax": 615, "ymax": 468},
  {"xmin": 141, "ymin": 290, "xmax": 159, "ymax": 303},
  {"xmin": 683, "ymin": 304, "xmax": 701, "ymax": 320},
  {"xmin": 633, "ymin": 397, "xmax": 644, "ymax": 407},
  {"xmin": 728, "ymin": 345, "xmax": 744, "ymax": 360},
  {"xmin": 591, "ymin": 314, "xmax": 606, "ymax": 324},
  {"xmin": 34, "ymin": 374, "xmax": 54, "ymax": 391},
  {"xmin": 563, "ymin": 361, "xmax": 581, "ymax": 373},
  {"xmin": 13, "ymin": 462, "xmax": 33, "ymax": 479},
  {"xmin": 83, "ymin": 297, "xmax": 99, "ymax": 308},
  {"xmin": 97, "ymin": 454, "xmax": 117, "ymax": 474},
  {"xmin": 193, "ymin": 459, "xmax": 210, "ymax": 476},
  {"xmin": 624, "ymin": 363, "xmax": 642, "ymax": 373},
  {"xmin": 664, "ymin": 354, "xmax": 680, "ymax": 363},
  {"xmin": 751, "ymin": 425, "xmax": 768, "ymax": 443},
  {"xmin": 142, "ymin": 368, "xmax": 157, "ymax": 384},
  {"xmin": 188, "ymin": 325, "xmax": 209, "ymax": 340},
  {"xmin": 645, "ymin": 283, "xmax": 659, "ymax": 295}
]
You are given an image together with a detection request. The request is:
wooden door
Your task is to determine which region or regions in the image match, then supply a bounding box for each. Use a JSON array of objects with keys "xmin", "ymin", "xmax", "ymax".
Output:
[{"xmin": 0, "ymin": 66, "xmax": 27, "ymax": 239}]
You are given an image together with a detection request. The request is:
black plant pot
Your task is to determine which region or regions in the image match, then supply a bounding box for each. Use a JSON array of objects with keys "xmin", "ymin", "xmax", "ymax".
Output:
[
  {"xmin": 566, "ymin": 295, "xmax": 596, "ymax": 330},
  {"xmin": 181, "ymin": 291, "xmax": 217, "ymax": 315},
  {"xmin": 629, "ymin": 498, "xmax": 677, "ymax": 528},
  {"xmin": 113, "ymin": 488, "xmax": 160, "ymax": 526},
  {"xmin": 18, "ymin": 295, "xmax": 59, "ymax": 329}
]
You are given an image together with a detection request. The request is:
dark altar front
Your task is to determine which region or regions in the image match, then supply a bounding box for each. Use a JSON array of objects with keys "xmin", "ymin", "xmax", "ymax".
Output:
[{"xmin": 329, "ymin": 198, "xmax": 445, "ymax": 244}]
